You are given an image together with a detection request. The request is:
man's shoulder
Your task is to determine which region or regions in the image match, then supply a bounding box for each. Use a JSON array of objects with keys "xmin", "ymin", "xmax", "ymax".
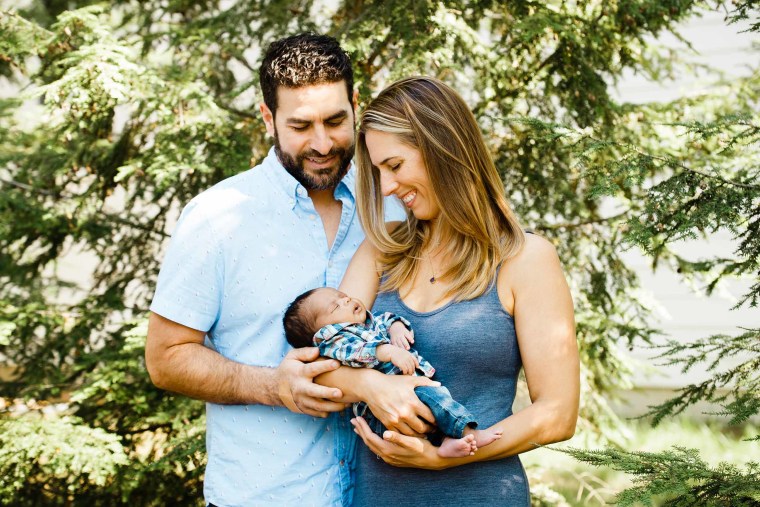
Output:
[
  {"xmin": 192, "ymin": 167, "xmax": 262, "ymax": 204},
  {"xmin": 183, "ymin": 164, "xmax": 281, "ymax": 219}
]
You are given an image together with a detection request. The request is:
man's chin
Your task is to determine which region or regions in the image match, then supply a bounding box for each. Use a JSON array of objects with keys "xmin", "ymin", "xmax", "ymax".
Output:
[{"xmin": 304, "ymin": 165, "xmax": 350, "ymax": 190}]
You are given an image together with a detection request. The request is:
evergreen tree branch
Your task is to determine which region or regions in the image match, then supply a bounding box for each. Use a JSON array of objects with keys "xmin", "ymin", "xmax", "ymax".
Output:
[
  {"xmin": 559, "ymin": 446, "xmax": 760, "ymax": 507},
  {"xmin": 643, "ymin": 329, "xmax": 760, "ymax": 425}
]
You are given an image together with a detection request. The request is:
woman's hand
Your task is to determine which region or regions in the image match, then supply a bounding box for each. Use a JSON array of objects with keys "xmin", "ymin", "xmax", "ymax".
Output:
[
  {"xmin": 351, "ymin": 416, "xmax": 448, "ymax": 470},
  {"xmin": 362, "ymin": 374, "xmax": 439, "ymax": 437}
]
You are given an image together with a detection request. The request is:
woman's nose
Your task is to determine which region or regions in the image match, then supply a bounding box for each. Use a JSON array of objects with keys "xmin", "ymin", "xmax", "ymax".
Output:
[{"xmin": 379, "ymin": 171, "xmax": 398, "ymax": 196}]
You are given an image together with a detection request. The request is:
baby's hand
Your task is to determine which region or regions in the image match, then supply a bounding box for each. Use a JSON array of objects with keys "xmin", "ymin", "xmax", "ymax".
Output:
[
  {"xmin": 389, "ymin": 321, "xmax": 414, "ymax": 350},
  {"xmin": 388, "ymin": 347, "xmax": 419, "ymax": 375}
]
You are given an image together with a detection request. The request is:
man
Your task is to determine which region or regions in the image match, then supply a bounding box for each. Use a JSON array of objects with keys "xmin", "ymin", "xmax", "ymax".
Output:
[{"xmin": 145, "ymin": 33, "xmax": 434, "ymax": 507}]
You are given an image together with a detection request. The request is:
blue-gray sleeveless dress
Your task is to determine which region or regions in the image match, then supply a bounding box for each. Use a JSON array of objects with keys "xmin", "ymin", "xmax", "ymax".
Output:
[{"xmin": 353, "ymin": 275, "xmax": 530, "ymax": 506}]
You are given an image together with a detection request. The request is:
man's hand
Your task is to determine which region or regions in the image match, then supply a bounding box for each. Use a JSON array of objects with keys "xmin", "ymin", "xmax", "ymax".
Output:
[
  {"xmin": 377, "ymin": 344, "xmax": 418, "ymax": 375},
  {"xmin": 276, "ymin": 347, "xmax": 349, "ymax": 417},
  {"xmin": 363, "ymin": 373, "xmax": 439, "ymax": 437},
  {"xmin": 388, "ymin": 321, "xmax": 414, "ymax": 350}
]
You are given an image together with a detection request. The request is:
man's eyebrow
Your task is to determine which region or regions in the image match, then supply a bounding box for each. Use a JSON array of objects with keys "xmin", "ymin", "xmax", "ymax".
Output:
[
  {"xmin": 285, "ymin": 110, "xmax": 349, "ymax": 124},
  {"xmin": 324, "ymin": 110, "xmax": 349, "ymax": 122}
]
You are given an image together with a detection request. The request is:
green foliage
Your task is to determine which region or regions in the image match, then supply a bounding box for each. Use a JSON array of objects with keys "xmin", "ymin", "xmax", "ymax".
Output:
[
  {"xmin": 645, "ymin": 328, "xmax": 760, "ymax": 429},
  {"xmin": 0, "ymin": 414, "xmax": 129, "ymax": 505},
  {"xmin": 0, "ymin": 0, "xmax": 758, "ymax": 504},
  {"xmin": 560, "ymin": 446, "xmax": 760, "ymax": 506}
]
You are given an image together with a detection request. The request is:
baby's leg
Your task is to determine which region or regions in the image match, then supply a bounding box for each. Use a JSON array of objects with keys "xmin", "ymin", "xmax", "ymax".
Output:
[
  {"xmin": 437, "ymin": 433, "xmax": 477, "ymax": 458},
  {"xmin": 463, "ymin": 425, "xmax": 503, "ymax": 448}
]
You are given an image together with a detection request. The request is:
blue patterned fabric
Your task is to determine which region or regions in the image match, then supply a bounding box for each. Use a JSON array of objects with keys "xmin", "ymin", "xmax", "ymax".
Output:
[{"xmin": 313, "ymin": 312, "xmax": 436, "ymax": 377}]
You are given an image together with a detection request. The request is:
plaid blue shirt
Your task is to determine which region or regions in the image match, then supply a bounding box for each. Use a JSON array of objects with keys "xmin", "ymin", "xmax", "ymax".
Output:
[{"xmin": 313, "ymin": 312, "xmax": 436, "ymax": 377}]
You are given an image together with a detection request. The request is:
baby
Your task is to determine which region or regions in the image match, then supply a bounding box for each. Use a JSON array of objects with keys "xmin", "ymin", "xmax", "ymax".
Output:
[{"xmin": 282, "ymin": 287, "xmax": 502, "ymax": 458}]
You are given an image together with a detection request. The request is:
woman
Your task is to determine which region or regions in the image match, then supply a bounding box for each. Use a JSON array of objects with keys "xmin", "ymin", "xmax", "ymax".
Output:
[{"xmin": 338, "ymin": 76, "xmax": 579, "ymax": 505}]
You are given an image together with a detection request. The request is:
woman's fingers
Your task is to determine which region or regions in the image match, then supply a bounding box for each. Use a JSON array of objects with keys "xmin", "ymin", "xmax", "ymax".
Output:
[
  {"xmin": 352, "ymin": 417, "xmax": 435, "ymax": 469},
  {"xmin": 382, "ymin": 430, "xmax": 426, "ymax": 454},
  {"xmin": 351, "ymin": 417, "xmax": 387, "ymax": 457}
]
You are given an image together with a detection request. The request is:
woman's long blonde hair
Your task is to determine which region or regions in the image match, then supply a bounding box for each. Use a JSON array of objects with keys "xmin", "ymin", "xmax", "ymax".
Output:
[{"xmin": 356, "ymin": 76, "xmax": 525, "ymax": 301}]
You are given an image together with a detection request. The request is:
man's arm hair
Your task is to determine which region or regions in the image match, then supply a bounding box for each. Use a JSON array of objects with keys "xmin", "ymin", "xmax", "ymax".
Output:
[
  {"xmin": 145, "ymin": 312, "xmax": 280, "ymax": 405},
  {"xmin": 145, "ymin": 312, "xmax": 347, "ymax": 418}
]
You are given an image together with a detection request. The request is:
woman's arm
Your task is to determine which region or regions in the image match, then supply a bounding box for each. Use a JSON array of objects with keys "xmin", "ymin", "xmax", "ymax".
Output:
[
  {"xmin": 352, "ymin": 234, "xmax": 580, "ymax": 469},
  {"xmin": 338, "ymin": 238, "xmax": 382, "ymax": 308},
  {"xmin": 319, "ymin": 230, "xmax": 439, "ymax": 437}
]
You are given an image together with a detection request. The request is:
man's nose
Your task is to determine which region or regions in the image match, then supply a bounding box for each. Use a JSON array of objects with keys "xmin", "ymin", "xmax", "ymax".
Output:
[{"xmin": 310, "ymin": 125, "xmax": 334, "ymax": 155}]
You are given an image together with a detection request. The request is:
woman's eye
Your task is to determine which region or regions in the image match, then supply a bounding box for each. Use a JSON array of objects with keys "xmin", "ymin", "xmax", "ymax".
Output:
[{"xmin": 390, "ymin": 164, "xmax": 401, "ymax": 172}]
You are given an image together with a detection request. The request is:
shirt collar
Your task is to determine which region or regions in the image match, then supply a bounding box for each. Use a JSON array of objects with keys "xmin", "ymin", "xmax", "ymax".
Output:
[{"xmin": 262, "ymin": 147, "xmax": 357, "ymax": 209}]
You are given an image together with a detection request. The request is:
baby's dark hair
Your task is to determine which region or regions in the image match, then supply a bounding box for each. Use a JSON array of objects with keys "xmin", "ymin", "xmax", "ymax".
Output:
[{"xmin": 283, "ymin": 288, "xmax": 321, "ymax": 348}]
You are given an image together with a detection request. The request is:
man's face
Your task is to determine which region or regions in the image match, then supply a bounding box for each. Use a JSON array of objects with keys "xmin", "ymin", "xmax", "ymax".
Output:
[{"xmin": 260, "ymin": 81, "xmax": 356, "ymax": 190}]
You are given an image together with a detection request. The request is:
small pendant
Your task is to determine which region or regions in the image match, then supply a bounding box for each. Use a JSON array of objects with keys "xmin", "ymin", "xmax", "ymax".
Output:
[{"xmin": 429, "ymin": 276, "xmax": 436, "ymax": 284}]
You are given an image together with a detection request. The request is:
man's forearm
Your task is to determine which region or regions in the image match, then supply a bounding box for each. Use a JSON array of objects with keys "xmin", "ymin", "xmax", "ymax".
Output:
[{"xmin": 151, "ymin": 341, "xmax": 281, "ymax": 406}]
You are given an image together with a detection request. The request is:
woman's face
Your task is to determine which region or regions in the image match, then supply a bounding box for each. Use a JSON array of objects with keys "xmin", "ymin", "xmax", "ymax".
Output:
[{"xmin": 364, "ymin": 129, "xmax": 440, "ymax": 221}]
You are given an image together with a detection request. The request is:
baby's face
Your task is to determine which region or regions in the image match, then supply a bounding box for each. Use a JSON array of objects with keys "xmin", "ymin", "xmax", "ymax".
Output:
[{"xmin": 310, "ymin": 288, "xmax": 368, "ymax": 330}]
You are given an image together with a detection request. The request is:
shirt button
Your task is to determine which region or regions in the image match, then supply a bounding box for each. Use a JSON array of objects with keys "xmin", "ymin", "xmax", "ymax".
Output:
[{"xmin": 339, "ymin": 460, "xmax": 345, "ymax": 466}]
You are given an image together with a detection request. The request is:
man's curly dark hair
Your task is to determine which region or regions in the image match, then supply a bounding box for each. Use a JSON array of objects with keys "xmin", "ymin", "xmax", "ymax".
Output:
[
  {"xmin": 282, "ymin": 288, "xmax": 321, "ymax": 349},
  {"xmin": 259, "ymin": 32, "xmax": 353, "ymax": 116}
]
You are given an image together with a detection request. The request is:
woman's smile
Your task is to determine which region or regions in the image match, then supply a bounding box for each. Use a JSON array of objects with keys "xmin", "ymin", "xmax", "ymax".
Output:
[{"xmin": 365, "ymin": 129, "xmax": 440, "ymax": 220}]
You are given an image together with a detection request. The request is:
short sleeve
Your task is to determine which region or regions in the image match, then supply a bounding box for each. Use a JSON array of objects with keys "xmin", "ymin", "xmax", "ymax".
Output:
[{"xmin": 149, "ymin": 199, "xmax": 223, "ymax": 331}]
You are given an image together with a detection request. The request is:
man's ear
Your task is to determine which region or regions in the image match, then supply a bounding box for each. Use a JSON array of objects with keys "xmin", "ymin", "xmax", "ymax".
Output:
[
  {"xmin": 259, "ymin": 102, "xmax": 275, "ymax": 137},
  {"xmin": 352, "ymin": 90, "xmax": 359, "ymax": 114}
]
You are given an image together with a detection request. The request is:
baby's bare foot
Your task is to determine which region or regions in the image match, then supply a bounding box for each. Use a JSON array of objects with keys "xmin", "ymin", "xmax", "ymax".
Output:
[
  {"xmin": 437, "ymin": 434, "xmax": 477, "ymax": 458},
  {"xmin": 465, "ymin": 427, "xmax": 503, "ymax": 448}
]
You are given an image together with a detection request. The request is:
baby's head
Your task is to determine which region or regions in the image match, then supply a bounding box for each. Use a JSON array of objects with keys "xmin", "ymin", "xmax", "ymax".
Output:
[{"xmin": 283, "ymin": 287, "xmax": 368, "ymax": 348}]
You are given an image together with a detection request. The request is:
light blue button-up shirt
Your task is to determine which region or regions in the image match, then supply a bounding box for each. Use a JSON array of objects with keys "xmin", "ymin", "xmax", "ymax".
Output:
[{"xmin": 151, "ymin": 148, "xmax": 396, "ymax": 506}]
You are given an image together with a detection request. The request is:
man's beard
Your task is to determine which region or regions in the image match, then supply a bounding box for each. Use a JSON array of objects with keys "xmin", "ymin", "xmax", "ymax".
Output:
[{"xmin": 273, "ymin": 131, "xmax": 354, "ymax": 191}]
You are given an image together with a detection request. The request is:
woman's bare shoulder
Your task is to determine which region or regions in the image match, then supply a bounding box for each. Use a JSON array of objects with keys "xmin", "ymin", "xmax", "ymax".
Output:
[
  {"xmin": 506, "ymin": 233, "xmax": 560, "ymax": 272},
  {"xmin": 497, "ymin": 233, "xmax": 562, "ymax": 311}
]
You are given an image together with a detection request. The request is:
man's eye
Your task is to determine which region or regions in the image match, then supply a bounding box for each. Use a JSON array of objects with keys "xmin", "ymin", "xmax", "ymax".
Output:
[
  {"xmin": 290, "ymin": 125, "xmax": 308, "ymax": 131},
  {"xmin": 327, "ymin": 120, "xmax": 344, "ymax": 127}
]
